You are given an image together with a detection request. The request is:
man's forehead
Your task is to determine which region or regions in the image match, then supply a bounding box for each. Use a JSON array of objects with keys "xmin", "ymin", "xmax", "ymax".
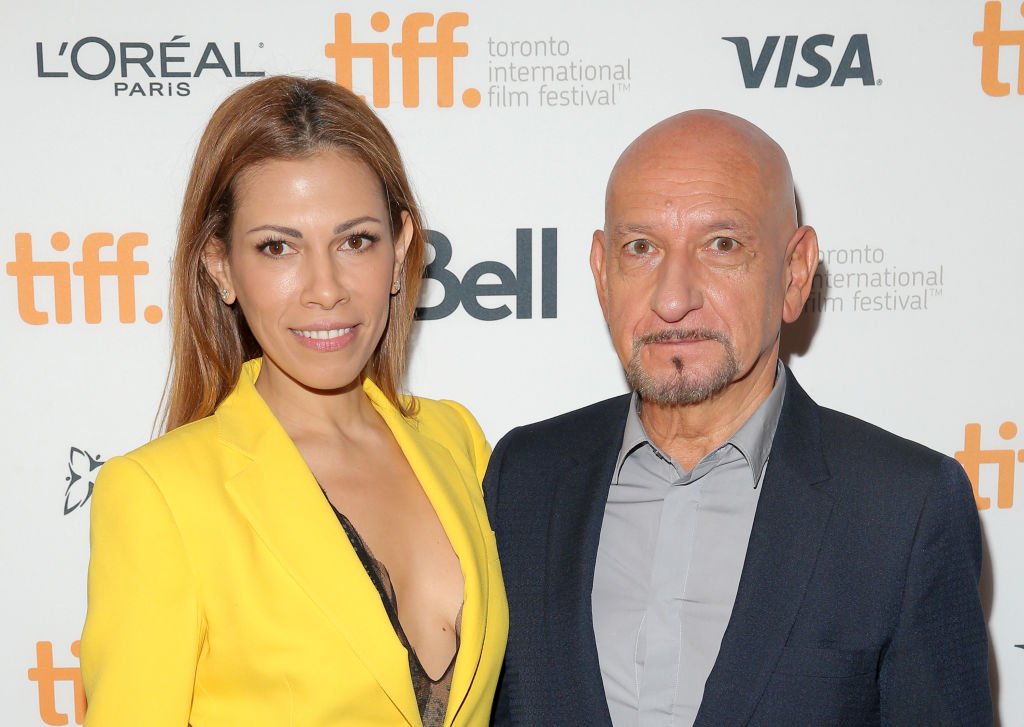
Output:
[
  {"xmin": 605, "ymin": 113, "xmax": 794, "ymax": 231},
  {"xmin": 607, "ymin": 161, "xmax": 768, "ymax": 222},
  {"xmin": 606, "ymin": 197, "xmax": 761, "ymax": 239},
  {"xmin": 610, "ymin": 140, "xmax": 769, "ymax": 196}
]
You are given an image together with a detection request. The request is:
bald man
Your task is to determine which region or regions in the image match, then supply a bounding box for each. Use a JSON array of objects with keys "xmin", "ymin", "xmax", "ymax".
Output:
[{"xmin": 483, "ymin": 111, "xmax": 991, "ymax": 726}]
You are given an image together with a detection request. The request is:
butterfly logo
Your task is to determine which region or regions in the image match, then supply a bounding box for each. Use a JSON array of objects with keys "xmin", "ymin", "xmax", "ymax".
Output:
[{"xmin": 64, "ymin": 447, "xmax": 104, "ymax": 515}]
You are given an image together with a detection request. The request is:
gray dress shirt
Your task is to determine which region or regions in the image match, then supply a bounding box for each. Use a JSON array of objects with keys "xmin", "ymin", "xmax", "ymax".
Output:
[{"xmin": 592, "ymin": 363, "xmax": 787, "ymax": 727}]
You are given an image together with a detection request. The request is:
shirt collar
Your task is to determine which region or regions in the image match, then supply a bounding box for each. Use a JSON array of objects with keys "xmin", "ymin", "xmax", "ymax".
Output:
[
  {"xmin": 615, "ymin": 395, "xmax": 651, "ymax": 476},
  {"xmin": 614, "ymin": 360, "xmax": 788, "ymax": 485},
  {"xmin": 729, "ymin": 360, "xmax": 787, "ymax": 483}
]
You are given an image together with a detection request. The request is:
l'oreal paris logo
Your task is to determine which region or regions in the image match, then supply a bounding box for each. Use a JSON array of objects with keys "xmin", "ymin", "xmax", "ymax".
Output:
[{"xmin": 34, "ymin": 34, "xmax": 265, "ymax": 96}]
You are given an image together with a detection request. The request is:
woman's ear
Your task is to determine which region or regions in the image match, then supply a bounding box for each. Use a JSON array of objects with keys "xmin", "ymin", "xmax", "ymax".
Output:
[
  {"xmin": 391, "ymin": 211, "xmax": 414, "ymax": 293},
  {"xmin": 202, "ymin": 238, "xmax": 236, "ymax": 305}
]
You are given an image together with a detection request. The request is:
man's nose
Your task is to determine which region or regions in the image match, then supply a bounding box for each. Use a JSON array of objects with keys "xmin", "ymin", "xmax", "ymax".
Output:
[{"xmin": 650, "ymin": 251, "xmax": 703, "ymax": 323}]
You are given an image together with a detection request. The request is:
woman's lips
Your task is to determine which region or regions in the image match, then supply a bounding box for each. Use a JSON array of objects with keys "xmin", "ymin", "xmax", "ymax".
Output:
[{"xmin": 289, "ymin": 324, "xmax": 357, "ymax": 351}]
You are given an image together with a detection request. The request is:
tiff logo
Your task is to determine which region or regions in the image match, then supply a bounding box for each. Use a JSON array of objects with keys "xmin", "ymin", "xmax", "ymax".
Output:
[
  {"xmin": 974, "ymin": 0, "xmax": 1024, "ymax": 95},
  {"xmin": 324, "ymin": 11, "xmax": 480, "ymax": 108},
  {"xmin": 28, "ymin": 641, "xmax": 85, "ymax": 726},
  {"xmin": 6, "ymin": 232, "xmax": 163, "ymax": 325},
  {"xmin": 955, "ymin": 421, "xmax": 1024, "ymax": 510}
]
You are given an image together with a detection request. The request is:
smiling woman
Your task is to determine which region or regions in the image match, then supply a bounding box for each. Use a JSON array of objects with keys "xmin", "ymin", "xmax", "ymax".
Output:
[
  {"xmin": 79, "ymin": 76, "xmax": 507, "ymax": 727},
  {"xmin": 205, "ymin": 154, "xmax": 410, "ymax": 397}
]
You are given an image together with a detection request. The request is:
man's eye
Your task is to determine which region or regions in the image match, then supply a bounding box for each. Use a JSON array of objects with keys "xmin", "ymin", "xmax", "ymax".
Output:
[
  {"xmin": 625, "ymin": 239, "xmax": 653, "ymax": 255},
  {"xmin": 709, "ymin": 237, "xmax": 739, "ymax": 253}
]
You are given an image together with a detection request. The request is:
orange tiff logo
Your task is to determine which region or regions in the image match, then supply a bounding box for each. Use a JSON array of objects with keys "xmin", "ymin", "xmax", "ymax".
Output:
[
  {"xmin": 325, "ymin": 11, "xmax": 480, "ymax": 108},
  {"xmin": 955, "ymin": 421, "xmax": 1023, "ymax": 509},
  {"xmin": 6, "ymin": 231, "xmax": 163, "ymax": 325},
  {"xmin": 974, "ymin": 1, "xmax": 1024, "ymax": 95},
  {"xmin": 27, "ymin": 641, "xmax": 85, "ymax": 726}
]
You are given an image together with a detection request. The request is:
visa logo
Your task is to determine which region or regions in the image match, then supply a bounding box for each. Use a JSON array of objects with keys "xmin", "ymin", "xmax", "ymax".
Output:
[{"xmin": 722, "ymin": 34, "xmax": 876, "ymax": 88}]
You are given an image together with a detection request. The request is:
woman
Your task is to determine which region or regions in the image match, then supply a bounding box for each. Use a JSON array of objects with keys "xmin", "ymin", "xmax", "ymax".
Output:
[{"xmin": 80, "ymin": 76, "xmax": 507, "ymax": 726}]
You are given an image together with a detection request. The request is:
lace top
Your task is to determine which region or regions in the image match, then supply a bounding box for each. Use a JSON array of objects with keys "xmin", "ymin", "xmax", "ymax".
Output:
[{"xmin": 327, "ymin": 500, "xmax": 462, "ymax": 726}]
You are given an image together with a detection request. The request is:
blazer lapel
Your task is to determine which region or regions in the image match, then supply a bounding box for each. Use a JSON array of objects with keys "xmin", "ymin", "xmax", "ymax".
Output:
[
  {"xmin": 544, "ymin": 395, "xmax": 630, "ymax": 726},
  {"xmin": 219, "ymin": 362, "xmax": 421, "ymax": 726},
  {"xmin": 365, "ymin": 384, "xmax": 490, "ymax": 727},
  {"xmin": 696, "ymin": 369, "xmax": 834, "ymax": 726}
]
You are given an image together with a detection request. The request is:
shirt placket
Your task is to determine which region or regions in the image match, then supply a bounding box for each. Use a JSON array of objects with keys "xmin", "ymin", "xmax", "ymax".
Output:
[{"xmin": 637, "ymin": 450, "xmax": 719, "ymax": 725}]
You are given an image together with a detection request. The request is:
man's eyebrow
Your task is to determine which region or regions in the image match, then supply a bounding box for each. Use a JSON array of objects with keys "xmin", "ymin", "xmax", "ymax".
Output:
[
  {"xmin": 612, "ymin": 223, "xmax": 657, "ymax": 237},
  {"xmin": 705, "ymin": 217, "xmax": 746, "ymax": 231},
  {"xmin": 612, "ymin": 218, "xmax": 751, "ymax": 237}
]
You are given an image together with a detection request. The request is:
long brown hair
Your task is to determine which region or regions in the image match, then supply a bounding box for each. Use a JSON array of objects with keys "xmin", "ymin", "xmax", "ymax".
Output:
[{"xmin": 163, "ymin": 76, "xmax": 425, "ymax": 431}]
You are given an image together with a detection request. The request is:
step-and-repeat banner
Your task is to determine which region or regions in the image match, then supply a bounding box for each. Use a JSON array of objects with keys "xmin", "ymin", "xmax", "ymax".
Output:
[{"xmin": 2, "ymin": 1, "xmax": 1022, "ymax": 723}]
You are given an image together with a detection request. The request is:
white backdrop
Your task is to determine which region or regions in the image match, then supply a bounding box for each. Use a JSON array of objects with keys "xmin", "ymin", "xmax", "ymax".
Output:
[{"xmin": 2, "ymin": 1, "xmax": 1022, "ymax": 724}]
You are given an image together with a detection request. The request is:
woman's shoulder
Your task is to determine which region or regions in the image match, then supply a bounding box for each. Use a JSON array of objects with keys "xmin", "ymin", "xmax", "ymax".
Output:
[
  {"xmin": 407, "ymin": 394, "xmax": 485, "ymax": 441},
  {"xmin": 405, "ymin": 394, "xmax": 491, "ymax": 482},
  {"xmin": 105, "ymin": 412, "xmax": 235, "ymax": 489},
  {"xmin": 91, "ymin": 413, "xmax": 240, "ymax": 526},
  {"xmin": 125, "ymin": 412, "xmax": 220, "ymax": 460}
]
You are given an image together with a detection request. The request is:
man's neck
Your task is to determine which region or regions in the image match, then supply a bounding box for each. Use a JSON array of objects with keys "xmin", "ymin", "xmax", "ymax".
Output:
[{"xmin": 639, "ymin": 357, "xmax": 780, "ymax": 470}]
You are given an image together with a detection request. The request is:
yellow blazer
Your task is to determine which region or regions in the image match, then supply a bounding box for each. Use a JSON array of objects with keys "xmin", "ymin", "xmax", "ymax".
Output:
[{"xmin": 81, "ymin": 359, "xmax": 508, "ymax": 726}]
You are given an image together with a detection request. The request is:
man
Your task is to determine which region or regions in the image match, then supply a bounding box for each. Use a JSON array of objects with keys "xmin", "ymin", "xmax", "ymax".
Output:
[{"xmin": 484, "ymin": 111, "xmax": 991, "ymax": 726}]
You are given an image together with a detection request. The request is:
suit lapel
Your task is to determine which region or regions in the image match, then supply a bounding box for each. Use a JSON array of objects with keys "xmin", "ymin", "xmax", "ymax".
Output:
[
  {"xmin": 544, "ymin": 395, "xmax": 630, "ymax": 725},
  {"xmin": 366, "ymin": 385, "xmax": 490, "ymax": 727},
  {"xmin": 696, "ymin": 369, "xmax": 834, "ymax": 726},
  {"xmin": 219, "ymin": 362, "xmax": 421, "ymax": 726}
]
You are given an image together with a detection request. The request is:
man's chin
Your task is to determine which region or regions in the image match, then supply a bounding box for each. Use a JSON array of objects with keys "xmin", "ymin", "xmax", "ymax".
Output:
[{"xmin": 627, "ymin": 369, "xmax": 735, "ymax": 407}]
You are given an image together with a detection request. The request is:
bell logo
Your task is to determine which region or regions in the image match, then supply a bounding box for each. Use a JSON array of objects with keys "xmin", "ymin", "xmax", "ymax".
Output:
[
  {"xmin": 722, "ymin": 34, "xmax": 876, "ymax": 88},
  {"xmin": 324, "ymin": 12, "xmax": 479, "ymax": 108},
  {"xmin": 6, "ymin": 231, "xmax": 163, "ymax": 325},
  {"xmin": 27, "ymin": 641, "xmax": 85, "ymax": 726},
  {"xmin": 954, "ymin": 421, "xmax": 1024, "ymax": 510},
  {"xmin": 974, "ymin": 1, "xmax": 1024, "ymax": 96},
  {"xmin": 416, "ymin": 228, "xmax": 557, "ymax": 321}
]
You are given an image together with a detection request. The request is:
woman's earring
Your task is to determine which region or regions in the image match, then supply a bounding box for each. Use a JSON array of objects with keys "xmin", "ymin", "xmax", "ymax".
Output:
[
  {"xmin": 391, "ymin": 281, "xmax": 401, "ymax": 295},
  {"xmin": 220, "ymin": 289, "xmax": 230, "ymax": 302}
]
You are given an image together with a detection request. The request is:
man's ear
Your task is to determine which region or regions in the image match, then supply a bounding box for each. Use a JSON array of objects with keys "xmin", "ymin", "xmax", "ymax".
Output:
[
  {"xmin": 782, "ymin": 225, "xmax": 819, "ymax": 324},
  {"xmin": 202, "ymin": 238, "xmax": 236, "ymax": 305},
  {"xmin": 590, "ymin": 229, "xmax": 610, "ymax": 321}
]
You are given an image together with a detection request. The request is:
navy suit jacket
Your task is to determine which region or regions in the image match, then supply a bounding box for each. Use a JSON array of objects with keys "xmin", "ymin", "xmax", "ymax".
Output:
[{"xmin": 484, "ymin": 369, "xmax": 991, "ymax": 726}]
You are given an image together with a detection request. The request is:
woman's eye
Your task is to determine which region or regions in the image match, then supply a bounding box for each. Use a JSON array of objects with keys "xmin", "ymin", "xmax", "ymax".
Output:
[
  {"xmin": 709, "ymin": 237, "xmax": 739, "ymax": 253},
  {"xmin": 625, "ymin": 239, "xmax": 653, "ymax": 255},
  {"xmin": 342, "ymin": 233, "xmax": 378, "ymax": 251},
  {"xmin": 258, "ymin": 239, "xmax": 291, "ymax": 256}
]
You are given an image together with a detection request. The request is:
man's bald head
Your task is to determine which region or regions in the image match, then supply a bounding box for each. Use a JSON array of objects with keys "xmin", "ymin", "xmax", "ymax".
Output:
[{"xmin": 607, "ymin": 110, "xmax": 798, "ymax": 243}]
